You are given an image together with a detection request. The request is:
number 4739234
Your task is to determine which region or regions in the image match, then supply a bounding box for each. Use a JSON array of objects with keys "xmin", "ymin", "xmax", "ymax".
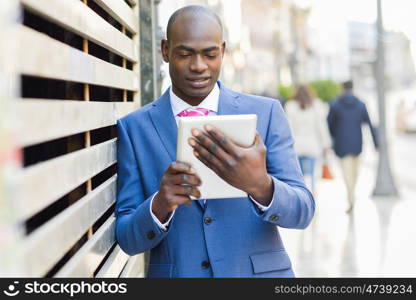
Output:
[{"xmin": 365, "ymin": 285, "xmax": 413, "ymax": 294}]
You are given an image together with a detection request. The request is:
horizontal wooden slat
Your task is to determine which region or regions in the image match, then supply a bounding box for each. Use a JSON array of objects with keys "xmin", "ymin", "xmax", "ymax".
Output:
[
  {"xmin": 94, "ymin": 0, "xmax": 138, "ymax": 34},
  {"xmin": 21, "ymin": 176, "xmax": 117, "ymax": 277},
  {"xmin": 54, "ymin": 216, "xmax": 116, "ymax": 277},
  {"xmin": 96, "ymin": 245, "xmax": 129, "ymax": 278},
  {"xmin": 17, "ymin": 99, "xmax": 138, "ymax": 147},
  {"xmin": 21, "ymin": 0, "xmax": 138, "ymax": 62},
  {"xmin": 20, "ymin": 139, "xmax": 117, "ymax": 220},
  {"xmin": 19, "ymin": 26, "xmax": 139, "ymax": 91},
  {"xmin": 119, "ymin": 254, "xmax": 145, "ymax": 278}
]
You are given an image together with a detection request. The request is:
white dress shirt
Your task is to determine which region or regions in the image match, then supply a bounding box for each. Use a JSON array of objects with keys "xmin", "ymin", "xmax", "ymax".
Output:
[{"xmin": 151, "ymin": 83, "xmax": 273, "ymax": 230}]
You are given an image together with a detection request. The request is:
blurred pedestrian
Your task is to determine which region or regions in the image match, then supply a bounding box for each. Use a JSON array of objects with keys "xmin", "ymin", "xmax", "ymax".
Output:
[
  {"xmin": 327, "ymin": 80, "xmax": 378, "ymax": 213},
  {"xmin": 285, "ymin": 85, "xmax": 332, "ymax": 195}
]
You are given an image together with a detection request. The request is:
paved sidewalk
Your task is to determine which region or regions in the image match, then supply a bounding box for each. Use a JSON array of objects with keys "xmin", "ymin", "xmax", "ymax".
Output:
[{"xmin": 280, "ymin": 131, "xmax": 416, "ymax": 277}]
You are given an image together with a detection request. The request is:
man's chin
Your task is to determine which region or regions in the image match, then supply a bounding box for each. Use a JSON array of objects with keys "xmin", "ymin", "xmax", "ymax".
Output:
[{"xmin": 185, "ymin": 84, "xmax": 215, "ymax": 98}]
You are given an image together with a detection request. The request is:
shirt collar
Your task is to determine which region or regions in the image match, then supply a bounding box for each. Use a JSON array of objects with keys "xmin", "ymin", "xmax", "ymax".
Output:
[{"xmin": 169, "ymin": 82, "xmax": 220, "ymax": 116}]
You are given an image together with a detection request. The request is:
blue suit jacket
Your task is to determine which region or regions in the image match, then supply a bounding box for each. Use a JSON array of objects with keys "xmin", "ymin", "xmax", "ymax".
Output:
[
  {"xmin": 115, "ymin": 82, "xmax": 315, "ymax": 278},
  {"xmin": 327, "ymin": 93, "xmax": 378, "ymax": 158}
]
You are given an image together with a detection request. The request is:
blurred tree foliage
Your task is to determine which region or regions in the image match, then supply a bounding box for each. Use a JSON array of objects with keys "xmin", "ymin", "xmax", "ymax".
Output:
[
  {"xmin": 278, "ymin": 80, "xmax": 341, "ymax": 102},
  {"xmin": 309, "ymin": 80, "xmax": 341, "ymax": 102},
  {"xmin": 277, "ymin": 85, "xmax": 295, "ymax": 101}
]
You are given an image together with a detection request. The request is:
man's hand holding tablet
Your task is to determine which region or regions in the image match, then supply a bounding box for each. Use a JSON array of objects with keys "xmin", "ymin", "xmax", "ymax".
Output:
[
  {"xmin": 152, "ymin": 162, "xmax": 202, "ymax": 223},
  {"xmin": 188, "ymin": 125, "xmax": 274, "ymax": 206}
]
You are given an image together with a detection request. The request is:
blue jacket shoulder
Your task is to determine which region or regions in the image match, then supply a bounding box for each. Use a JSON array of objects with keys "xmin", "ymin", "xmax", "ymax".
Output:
[
  {"xmin": 238, "ymin": 92, "xmax": 283, "ymax": 111},
  {"xmin": 118, "ymin": 101, "xmax": 154, "ymax": 125}
]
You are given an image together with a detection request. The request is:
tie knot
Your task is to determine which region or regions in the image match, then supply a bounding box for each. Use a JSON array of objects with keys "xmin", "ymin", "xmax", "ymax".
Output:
[{"xmin": 177, "ymin": 107, "xmax": 209, "ymax": 117}]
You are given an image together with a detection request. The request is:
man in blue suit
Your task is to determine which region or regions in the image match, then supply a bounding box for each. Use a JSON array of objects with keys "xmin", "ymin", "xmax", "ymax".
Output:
[
  {"xmin": 116, "ymin": 5, "xmax": 314, "ymax": 277},
  {"xmin": 327, "ymin": 80, "xmax": 379, "ymax": 213}
]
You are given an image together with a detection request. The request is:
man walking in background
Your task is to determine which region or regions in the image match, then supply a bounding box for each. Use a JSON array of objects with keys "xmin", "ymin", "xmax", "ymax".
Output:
[{"xmin": 327, "ymin": 81, "xmax": 379, "ymax": 213}]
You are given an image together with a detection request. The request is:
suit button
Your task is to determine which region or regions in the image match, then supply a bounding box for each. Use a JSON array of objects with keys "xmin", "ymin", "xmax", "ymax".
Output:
[
  {"xmin": 204, "ymin": 217, "xmax": 212, "ymax": 225},
  {"xmin": 201, "ymin": 260, "xmax": 210, "ymax": 269},
  {"xmin": 269, "ymin": 215, "xmax": 279, "ymax": 222},
  {"xmin": 147, "ymin": 230, "xmax": 156, "ymax": 240}
]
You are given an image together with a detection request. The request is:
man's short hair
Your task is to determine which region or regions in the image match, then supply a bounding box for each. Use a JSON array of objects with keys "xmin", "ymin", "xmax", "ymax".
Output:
[
  {"xmin": 343, "ymin": 80, "xmax": 353, "ymax": 90},
  {"xmin": 166, "ymin": 5, "xmax": 223, "ymax": 40}
]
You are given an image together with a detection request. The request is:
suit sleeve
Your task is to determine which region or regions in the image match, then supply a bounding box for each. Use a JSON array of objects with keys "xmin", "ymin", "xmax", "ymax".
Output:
[
  {"xmin": 115, "ymin": 119, "xmax": 173, "ymax": 256},
  {"xmin": 251, "ymin": 101, "xmax": 315, "ymax": 229}
]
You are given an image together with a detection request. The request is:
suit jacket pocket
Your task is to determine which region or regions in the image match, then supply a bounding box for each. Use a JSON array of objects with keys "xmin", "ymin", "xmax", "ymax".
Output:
[
  {"xmin": 147, "ymin": 264, "xmax": 174, "ymax": 278},
  {"xmin": 250, "ymin": 250, "xmax": 292, "ymax": 274}
]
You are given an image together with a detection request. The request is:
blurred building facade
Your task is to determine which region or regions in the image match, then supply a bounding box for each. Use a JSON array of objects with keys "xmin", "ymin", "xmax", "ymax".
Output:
[
  {"xmin": 157, "ymin": 0, "xmax": 352, "ymax": 98},
  {"xmin": 157, "ymin": 0, "xmax": 320, "ymax": 97},
  {"xmin": 156, "ymin": 0, "xmax": 415, "ymax": 97},
  {"xmin": 349, "ymin": 21, "xmax": 416, "ymax": 92}
]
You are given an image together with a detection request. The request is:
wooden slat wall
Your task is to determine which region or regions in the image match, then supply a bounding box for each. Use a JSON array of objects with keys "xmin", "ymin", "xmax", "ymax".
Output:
[
  {"xmin": 21, "ymin": 139, "xmax": 117, "ymax": 220},
  {"xmin": 21, "ymin": 0, "xmax": 138, "ymax": 62},
  {"xmin": 18, "ymin": 26, "xmax": 139, "ymax": 91},
  {"xmin": 94, "ymin": 0, "xmax": 139, "ymax": 34},
  {"xmin": 54, "ymin": 216, "xmax": 117, "ymax": 278},
  {"xmin": 18, "ymin": 100, "xmax": 137, "ymax": 147},
  {"xmin": 22, "ymin": 176, "xmax": 117, "ymax": 276},
  {"xmin": 0, "ymin": 0, "xmax": 146, "ymax": 277}
]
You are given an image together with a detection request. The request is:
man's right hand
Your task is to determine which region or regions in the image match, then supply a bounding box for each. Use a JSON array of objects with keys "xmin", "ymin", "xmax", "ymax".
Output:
[{"xmin": 152, "ymin": 162, "xmax": 202, "ymax": 223}]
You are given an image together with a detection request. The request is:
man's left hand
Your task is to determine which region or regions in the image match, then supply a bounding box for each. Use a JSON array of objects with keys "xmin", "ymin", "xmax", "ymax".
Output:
[{"xmin": 188, "ymin": 125, "xmax": 273, "ymax": 206}]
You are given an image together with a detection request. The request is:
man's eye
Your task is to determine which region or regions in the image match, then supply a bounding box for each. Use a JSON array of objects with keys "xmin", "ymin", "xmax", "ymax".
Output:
[
  {"xmin": 179, "ymin": 53, "xmax": 191, "ymax": 57},
  {"xmin": 206, "ymin": 54, "xmax": 217, "ymax": 58}
]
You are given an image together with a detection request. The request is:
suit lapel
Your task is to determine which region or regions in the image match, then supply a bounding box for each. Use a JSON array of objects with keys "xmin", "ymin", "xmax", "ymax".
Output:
[
  {"xmin": 217, "ymin": 82, "xmax": 241, "ymax": 115},
  {"xmin": 148, "ymin": 89, "xmax": 177, "ymax": 161}
]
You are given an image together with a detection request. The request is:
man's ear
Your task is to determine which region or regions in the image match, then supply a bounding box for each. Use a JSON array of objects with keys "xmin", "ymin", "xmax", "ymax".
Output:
[
  {"xmin": 161, "ymin": 39, "xmax": 169, "ymax": 63},
  {"xmin": 221, "ymin": 41, "xmax": 226, "ymax": 57}
]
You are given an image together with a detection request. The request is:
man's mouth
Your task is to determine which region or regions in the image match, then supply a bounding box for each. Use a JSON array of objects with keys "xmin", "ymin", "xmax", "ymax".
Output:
[{"xmin": 187, "ymin": 77, "xmax": 211, "ymax": 88}]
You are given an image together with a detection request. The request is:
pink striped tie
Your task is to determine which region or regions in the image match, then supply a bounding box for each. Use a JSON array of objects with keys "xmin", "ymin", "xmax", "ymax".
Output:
[{"xmin": 177, "ymin": 107, "xmax": 210, "ymax": 117}]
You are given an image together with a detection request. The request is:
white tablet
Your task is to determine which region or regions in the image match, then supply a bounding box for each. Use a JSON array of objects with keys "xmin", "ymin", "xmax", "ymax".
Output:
[{"xmin": 177, "ymin": 114, "xmax": 257, "ymax": 199}]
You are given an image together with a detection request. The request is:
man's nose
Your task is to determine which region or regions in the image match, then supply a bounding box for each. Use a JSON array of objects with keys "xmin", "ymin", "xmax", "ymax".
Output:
[{"xmin": 189, "ymin": 55, "xmax": 208, "ymax": 73}]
